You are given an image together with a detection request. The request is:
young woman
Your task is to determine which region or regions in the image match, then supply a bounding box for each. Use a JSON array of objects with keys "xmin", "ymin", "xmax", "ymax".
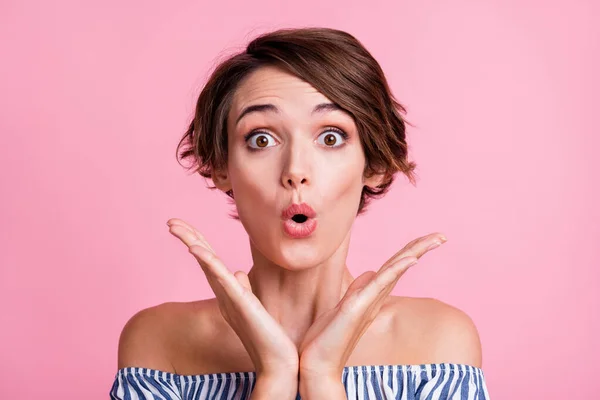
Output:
[{"xmin": 110, "ymin": 27, "xmax": 490, "ymax": 400}]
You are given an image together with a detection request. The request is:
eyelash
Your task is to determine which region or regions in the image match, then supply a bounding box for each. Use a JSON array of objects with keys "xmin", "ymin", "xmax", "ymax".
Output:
[{"xmin": 243, "ymin": 126, "xmax": 349, "ymax": 152}]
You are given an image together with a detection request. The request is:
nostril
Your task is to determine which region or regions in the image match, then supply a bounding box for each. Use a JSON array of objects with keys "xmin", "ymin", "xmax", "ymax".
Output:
[{"xmin": 292, "ymin": 214, "xmax": 308, "ymax": 223}]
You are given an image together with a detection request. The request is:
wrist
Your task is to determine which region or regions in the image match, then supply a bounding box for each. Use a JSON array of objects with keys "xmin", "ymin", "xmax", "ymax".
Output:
[
  {"xmin": 251, "ymin": 373, "xmax": 298, "ymax": 400},
  {"xmin": 298, "ymin": 376, "xmax": 346, "ymax": 400}
]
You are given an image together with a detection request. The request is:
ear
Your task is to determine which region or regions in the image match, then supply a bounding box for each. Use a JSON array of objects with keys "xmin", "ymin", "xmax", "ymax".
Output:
[{"xmin": 211, "ymin": 167, "xmax": 232, "ymax": 193}]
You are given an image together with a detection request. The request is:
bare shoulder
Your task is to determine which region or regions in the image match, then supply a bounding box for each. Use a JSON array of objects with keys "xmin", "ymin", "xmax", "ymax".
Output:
[
  {"xmin": 117, "ymin": 300, "xmax": 218, "ymax": 372},
  {"xmin": 388, "ymin": 296, "xmax": 483, "ymax": 368}
]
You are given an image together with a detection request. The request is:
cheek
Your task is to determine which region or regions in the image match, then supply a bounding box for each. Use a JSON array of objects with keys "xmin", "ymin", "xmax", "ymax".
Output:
[
  {"xmin": 229, "ymin": 146, "xmax": 270, "ymax": 191},
  {"xmin": 227, "ymin": 157, "xmax": 280, "ymax": 232},
  {"xmin": 320, "ymin": 153, "xmax": 366, "ymax": 206},
  {"xmin": 225, "ymin": 148, "xmax": 366, "ymax": 269},
  {"xmin": 230, "ymin": 165, "xmax": 274, "ymax": 206}
]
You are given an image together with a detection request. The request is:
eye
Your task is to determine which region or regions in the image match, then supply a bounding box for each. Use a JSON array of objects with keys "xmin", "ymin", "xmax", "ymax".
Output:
[
  {"xmin": 316, "ymin": 127, "xmax": 348, "ymax": 147},
  {"xmin": 246, "ymin": 131, "xmax": 277, "ymax": 150}
]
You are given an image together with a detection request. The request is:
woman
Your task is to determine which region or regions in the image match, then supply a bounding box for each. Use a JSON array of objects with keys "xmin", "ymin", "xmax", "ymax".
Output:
[{"xmin": 110, "ymin": 27, "xmax": 490, "ymax": 399}]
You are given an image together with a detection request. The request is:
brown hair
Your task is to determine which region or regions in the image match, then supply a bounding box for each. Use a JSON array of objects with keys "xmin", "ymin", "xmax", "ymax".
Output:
[{"xmin": 176, "ymin": 27, "xmax": 418, "ymax": 217}]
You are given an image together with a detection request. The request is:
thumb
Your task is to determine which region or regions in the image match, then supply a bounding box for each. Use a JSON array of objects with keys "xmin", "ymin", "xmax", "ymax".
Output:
[
  {"xmin": 342, "ymin": 271, "xmax": 376, "ymax": 300},
  {"xmin": 234, "ymin": 271, "xmax": 252, "ymax": 292}
]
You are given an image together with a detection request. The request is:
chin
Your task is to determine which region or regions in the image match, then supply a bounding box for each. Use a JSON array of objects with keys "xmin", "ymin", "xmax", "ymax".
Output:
[
  {"xmin": 244, "ymin": 215, "xmax": 351, "ymax": 271},
  {"xmin": 250, "ymin": 231, "xmax": 330, "ymax": 271},
  {"xmin": 277, "ymin": 240, "xmax": 325, "ymax": 270}
]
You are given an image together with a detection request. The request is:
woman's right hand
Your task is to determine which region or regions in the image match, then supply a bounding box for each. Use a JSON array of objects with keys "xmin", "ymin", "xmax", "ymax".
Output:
[{"xmin": 166, "ymin": 218, "xmax": 299, "ymax": 385}]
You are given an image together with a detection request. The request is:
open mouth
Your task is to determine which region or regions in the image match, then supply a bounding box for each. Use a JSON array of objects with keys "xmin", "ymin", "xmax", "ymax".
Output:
[
  {"xmin": 281, "ymin": 203, "xmax": 317, "ymax": 238},
  {"xmin": 291, "ymin": 214, "xmax": 308, "ymax": 223},
  {"xmin": 283, "ymin": 213, "xmax": 317, "ymax": 238}
]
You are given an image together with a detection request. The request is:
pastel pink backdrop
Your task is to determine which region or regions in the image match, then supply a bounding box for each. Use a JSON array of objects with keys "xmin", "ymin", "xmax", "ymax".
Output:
[{"xmin": 1, "ymin": 0, "xmax": 598, "ymax": 398}]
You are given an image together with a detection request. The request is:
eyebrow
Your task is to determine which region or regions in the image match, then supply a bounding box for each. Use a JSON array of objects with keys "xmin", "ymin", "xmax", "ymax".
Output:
[{"xmin": 235, "ymin": 102, "xmax": 346, "ymax": 126}]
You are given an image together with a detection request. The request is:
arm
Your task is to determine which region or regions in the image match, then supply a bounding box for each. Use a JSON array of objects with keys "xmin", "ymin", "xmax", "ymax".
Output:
[
  {"xmin": 297, "ymin": 298, "xmax": 485, "ymax": 400},
  {"xmin": 296, "ymin": 234, "xmax": 448, "ymax": 400},
  {"xmin": 168, "ymin": 219, "xmax": 300, "ymax": 399}
]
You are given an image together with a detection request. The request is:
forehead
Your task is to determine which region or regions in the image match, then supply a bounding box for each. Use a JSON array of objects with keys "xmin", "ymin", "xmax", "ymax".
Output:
[{"xmin": 230, "ymin": 66, "xmax": 330, "ymax": 115}]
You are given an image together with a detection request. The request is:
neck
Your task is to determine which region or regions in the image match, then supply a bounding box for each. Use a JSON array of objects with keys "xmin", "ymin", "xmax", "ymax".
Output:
[{"xmin": 246, "ymin": 230, "xmax": 355, "ymax": 348}]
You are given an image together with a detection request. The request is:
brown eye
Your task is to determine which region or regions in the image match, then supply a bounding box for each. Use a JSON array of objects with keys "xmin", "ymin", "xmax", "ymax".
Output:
[
  {"xmin": 255, "ymin": 135, "xmax": 269, "ymax": 147},
  {"xmin": 247, "ymin": 132, "xmax": 276, "ymax": 150},
  {"xmin": 317, "ymin": 129, "xmax": 346, "ymax": 147},
  {"xmin": 323, "ymin": 134, "xmax": 337, "ymax": 146}
]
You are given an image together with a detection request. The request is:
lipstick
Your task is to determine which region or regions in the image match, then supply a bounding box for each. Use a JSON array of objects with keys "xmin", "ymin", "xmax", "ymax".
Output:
[{"xmin": 281, "ymin": 202, "xmax": 317, "ymax": 238}]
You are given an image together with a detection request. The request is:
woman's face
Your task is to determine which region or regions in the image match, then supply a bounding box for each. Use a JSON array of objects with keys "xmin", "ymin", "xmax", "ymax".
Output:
[{"xmin": 219, "ymin": 65, "xmax": 378, "ymax": 270}]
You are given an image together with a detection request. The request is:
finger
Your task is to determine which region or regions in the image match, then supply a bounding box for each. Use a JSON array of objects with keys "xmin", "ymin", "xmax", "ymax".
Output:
[
  {"xmin": 350, "ymin": 256, "xmax": 418, "ymax": 312},
  {"xmin": 380, "ymin": 232, "xmax": 447, "ymax": 272},
  {"xmin": 186, "ymin": 244, "xmax": 222, "ymax": 294},
  {"xmin": 234, "ymin": 270, "xmax": 252, "ymax": 293},
  {"xmin": 168, "ymin": 224, "xmax": 212, "ymax": 272},
  {"xmin": 169, "ymin": 224, "xmax": 214, "ymax": 254},
  {"xmin": 189, "ymin": 250, "xmax": 251, "ymax": 325},
  {"xmin": 168, "ymin": 222, "xmax": 231, "ymax": 301},
  {"xmin": 190, "ymin": 251, "xmax": 291, "ymax": 351},
  {"xmin": 189, "ymin": 245, "xmax": 245, "ymax": 299},
  {"xmin": 341, "ymin": 271, "xmax": 376, "ymax": 301},
  {"xmin": 337, "ymin": 265, "xmax": 411, "ymax": 329},
  {"xmin": 372, "ymin": 257, "xmax": 418, "ymax": 302},
  {"xmin": 167, "ymin": 218, "xmax": 216, "ymax": 253}
]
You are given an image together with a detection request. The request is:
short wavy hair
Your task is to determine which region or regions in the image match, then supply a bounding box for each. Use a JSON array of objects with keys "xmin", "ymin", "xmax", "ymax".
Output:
[{"xmin": 176, "ymin": 27, "xmax": 418, "ymax": 217}]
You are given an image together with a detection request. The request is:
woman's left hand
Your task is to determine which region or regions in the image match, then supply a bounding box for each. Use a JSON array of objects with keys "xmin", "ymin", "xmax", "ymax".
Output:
[{"xmin": 297, "ymin": 233, "xmax": 448, "ymax": 394}]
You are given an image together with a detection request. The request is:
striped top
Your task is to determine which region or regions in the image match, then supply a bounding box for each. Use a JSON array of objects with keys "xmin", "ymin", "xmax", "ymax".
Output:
[{"xmin": 110, "ymin": 363, "xmax": 490, "ymax": 399}]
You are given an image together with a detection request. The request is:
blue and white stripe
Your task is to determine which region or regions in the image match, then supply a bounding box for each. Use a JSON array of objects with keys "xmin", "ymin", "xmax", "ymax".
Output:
[{"xmin": 110, "ymin": 363, "xmax": 489, "ymax": 399}]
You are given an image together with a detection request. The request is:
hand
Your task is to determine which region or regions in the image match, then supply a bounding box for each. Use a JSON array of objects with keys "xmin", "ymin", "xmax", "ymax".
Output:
[
  {"xmin": 167, "ymin": 218, "xmax": 299, "ymax": 385},
  {"xmin": 297, "ymin": 233, "xmax": 448, "ymax": 387}
]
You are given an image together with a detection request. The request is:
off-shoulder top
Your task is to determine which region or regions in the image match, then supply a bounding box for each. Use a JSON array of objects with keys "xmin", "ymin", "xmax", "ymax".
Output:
[{"xmin": 110, "ymin": 363, "xmax": 490, "ymax": 399}]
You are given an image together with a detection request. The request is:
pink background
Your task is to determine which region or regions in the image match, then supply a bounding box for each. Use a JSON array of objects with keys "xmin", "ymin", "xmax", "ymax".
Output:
[{"xmin": 1, "ymin": 0, "xmax": 598, "ymax": 398}]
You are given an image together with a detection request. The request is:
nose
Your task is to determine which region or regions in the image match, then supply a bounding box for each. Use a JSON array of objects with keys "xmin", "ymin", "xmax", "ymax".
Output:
[{"xmin": 281, "ymin": 140, "xmax": 311, "ymax": 190}]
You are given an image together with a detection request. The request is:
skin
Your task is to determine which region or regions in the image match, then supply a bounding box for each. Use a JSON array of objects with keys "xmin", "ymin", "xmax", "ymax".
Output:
[
  {"xmin": 117, "ymin": 65, "xmax": 483, "ymax": 400},
  {"xmin": 216, "ymin": 64, "xmax": 390, "ymax": 347},
  {"xmin": 176, "ymin": 66, "xmax": 447, "ymax": 397}
]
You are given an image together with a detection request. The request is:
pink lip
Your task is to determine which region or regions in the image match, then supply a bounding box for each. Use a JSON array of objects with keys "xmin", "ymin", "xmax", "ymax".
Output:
[
  {"xmin": 281, "ymin": 202, "xmax": 317, "ymax": 238},
  {"xmin": 281, "ymin": 202, "xmax": 317, "ymax": 220},
  {"xmin": 283, "ymin": 218, "xmax": 317, "ymax": 238}
]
